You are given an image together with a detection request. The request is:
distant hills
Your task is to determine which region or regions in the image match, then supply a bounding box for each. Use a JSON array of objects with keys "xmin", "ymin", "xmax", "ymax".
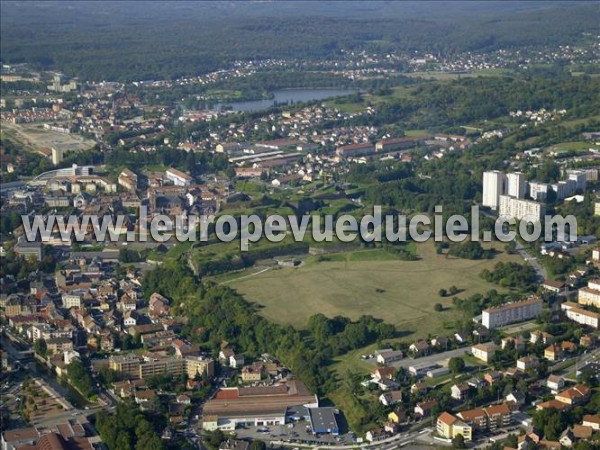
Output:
[{"xmin": 1, "ymin": 1, "xmax": 598, "ymax": 81}]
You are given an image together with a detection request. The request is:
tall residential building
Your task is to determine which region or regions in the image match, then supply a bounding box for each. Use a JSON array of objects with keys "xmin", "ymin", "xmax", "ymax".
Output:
[
  {"xmin": 594, "ymin": 202, "xmax": 600, "ymax": 217},
  {"xmin": 507, "ymin": 172, "xmax": 527, "ymax": 199},
  {"xmin": 482, "ymin": 296, "xmax": 543, "ymax": 329},
  {"xmin": 550, "ymin": 170, "xmax": 587, "ymax": 201},
  {"xmin": 51, "ymin": 147, "xmax": 63, "ymax": 166},
  {"xmin": 498, "ymin": 195, "xmax": 546, "ymax": 221},
  {"xmin": 529, "ymin": 181, "xmax": 549, "ymax": 201},
  {"xmin": 482, "ymin": 171, "xmax": 506, "ymax": 209},
  {"xmin": 567, "ymin": 170, "xmax": 587, "ymax": 192}
]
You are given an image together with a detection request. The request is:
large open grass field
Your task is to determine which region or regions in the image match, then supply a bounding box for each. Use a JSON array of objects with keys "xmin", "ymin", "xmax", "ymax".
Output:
[{"xmin": 228, "ymin": 241, "xmax": 522, "ymax": 338}]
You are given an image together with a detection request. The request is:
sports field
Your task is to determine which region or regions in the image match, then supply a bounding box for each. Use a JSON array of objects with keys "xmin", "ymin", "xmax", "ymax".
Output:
[
  {"xmin": 228, "ymin": 242, "xmax": 522, "ymax": 337},
  {"xmin": 2, "ymin": 122, "xmax": 95, "ymax": 154}
]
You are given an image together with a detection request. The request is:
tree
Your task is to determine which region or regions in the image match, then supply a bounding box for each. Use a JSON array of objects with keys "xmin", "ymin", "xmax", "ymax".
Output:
[
  {"xmin": 209, "ymin": 430, "xmax": 225, "ymax": 447},
  {"xmin": 577, "ymin": 368, "xmax": 597, "ymax": 387},
  {"xmin": 115, "ymin": 431, "xmax": 132, "ymax": 450},
  {"xmin": 452, "ymin": 434, "xmax": 466, "ymax": 449},
  {"xmin": 504, "ymin": 434, "xmax": 518, "ymax": 449},
  {"xmin": 250, "ymin": 440, "xmax": 266, "ymax": 450},
  {"xmin": 448, "ymin": 357, "xmax": 465, "ymax": 375},
  {"xmin": 533, "ymin": 409, "xmax": 566, "ymax": 441},
  {"xmin": 66, "ymin": 360, "xmax": 94, "ymax": 398},
  {"xmin": 439, "ymin": 289, "xmax": 447, "ymax": 297},
  {"xmin": 434, "ymin": 303, "xmax": 443, "ymax": 312},
  {"xmin": 34, "ymin": 339, "xmax": 47, "ymax": 357}
]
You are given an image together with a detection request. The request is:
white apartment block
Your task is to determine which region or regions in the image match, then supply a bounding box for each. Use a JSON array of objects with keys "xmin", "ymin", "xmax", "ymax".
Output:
[
  {"xmin": 482, "ymin": 171, "xmax": 506, "ymax": 210},
  {"xmin": 579, "ymin": 288, "xmax": 600, "ymax": 308},
  {"xmin": 567, "ymin": 170, "xmax": 587, "ymax": 192},
  {"xmin": 578, "ymin": 279, "xmax": 600, "ymax": 308},
  {"xmin": 595, "ymin": 202, "xmax": 600, "ymax": 217},
  {"xmin": 62, "ymin": 293, "xmax": 82, "ymax": 309},
  {"xmin": 507, "ymin": 172, "xmax": 527, "ymax": 199},
  {"xmin": 550, "ymin": 171, "xmax": 586, "ymax": 201},
  {"xmin": 498, "ymin": 195, "xmax": 545, "ymax": 221},
  {"xmin": 118, "ymin": 169, "xmax": 138, "ymax": 191},
  {"xmin": 29, "ymin": 323, "xmax": 73, "ymax": 342},
  {"xmin": 165, "ymin": 168, "xmax": 193, "ymax": 186},
  {"xmin": 482, "ymin": 297, "xmax": 543, "ymax": 329},
  {"xmin": 529, "ymin": 181, "xmax": 549, "ymax": 201},
  {"xmin": 561, "ymin": 302, "xmax": 599, "ymax": 329}
]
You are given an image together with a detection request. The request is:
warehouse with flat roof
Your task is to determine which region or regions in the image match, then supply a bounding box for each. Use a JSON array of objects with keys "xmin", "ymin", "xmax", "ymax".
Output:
[
  {"xmin": 202, "ymin": 378, "xmax": 318, "ymax": 431},
  {"xmin": 308, "ymin": 407, "xmax": 340, "ymax": 435}
]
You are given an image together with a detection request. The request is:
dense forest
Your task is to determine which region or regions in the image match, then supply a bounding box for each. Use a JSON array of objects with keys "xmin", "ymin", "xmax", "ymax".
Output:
[{"xmin": 1, "ymin": 2, "xmax": 597, "ymax": 81}]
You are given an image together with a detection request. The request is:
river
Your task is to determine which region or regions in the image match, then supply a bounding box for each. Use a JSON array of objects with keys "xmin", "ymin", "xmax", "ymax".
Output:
[{"xmin": 214, "ymin": 88, "xmax": 355, "ymax": 113}]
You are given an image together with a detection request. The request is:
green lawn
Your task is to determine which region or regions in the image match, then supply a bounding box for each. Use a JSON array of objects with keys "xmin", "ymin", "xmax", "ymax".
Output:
[
  {"xmin": 228, "ymin": 241, "xmax": 521, "ymax": 335},
  {"xmin": 548, "ymin": 141, "xmax": 592, "ymax": 152},
  {"xmin": 404, "ymin": 129, "xmax": 430, "ymax": 137},
  {"xmin": 404, "ymin": 71, "xmax": 475, "ymax": 80}
]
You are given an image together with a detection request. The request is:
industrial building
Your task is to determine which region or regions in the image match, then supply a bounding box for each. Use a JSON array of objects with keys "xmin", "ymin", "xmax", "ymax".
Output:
[
  {"xmin": 308, "ymin": 407, "xmax": 340, "ymax": 435},
  {"xmin": 202, "ymin": 379, "xmax": 318, "ymax": 431}
]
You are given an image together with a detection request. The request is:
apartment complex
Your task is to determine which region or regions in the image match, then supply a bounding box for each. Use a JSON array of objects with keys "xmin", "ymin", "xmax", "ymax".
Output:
[
  {"xmin": 109, "ymin": 353, "xmax": 215, "ymax": 380},
  {"xmin": 578, "ymin": 279, "xmax": 600, "ymax": 308},
  {"xmin": 498, "ymin": 195, "xmax": 546, "ymax": 221},
  {"xmin": 506, "ymin": 172, "xmax": 527, "ymax": 199},
  {"xmin": 482, "ymin": 296, "xmax": 543, "ymax": 329},
  {"xmin": 561, "ymin": 302, "xmax": 600, "ymax": 329},
  {"xmin": 165, "ymin": 168, "xmax": 193, "ymax": 186},
  {"xmin": 456, "ymin": 403, "xmax": 511, "ymax": 431},
  {"xmin": 482, "ymin": 171, "xmax": 507, "ymax": 210},
  {"xmin": 482, "ymin": 169, "xmax": 587, "ymax": 213},
  {"xmin": 437, "ymin": 412, "xmax": 472, "ymax": 441},
  {"xmin": 118, "ymin": 169, "xmax": 138, "ymax": 191}
]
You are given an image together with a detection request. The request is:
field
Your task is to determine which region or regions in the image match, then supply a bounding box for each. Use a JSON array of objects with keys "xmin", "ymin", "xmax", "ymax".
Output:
[
  {"xmin": 228, "ymin": 241, "xmax": 522, "ymax": 338},
  {"xmin": 547, "ymin": 141, "xmax": 593, "ymax": 153},
  {"xmin": 1, "ymin": 122, "xmax": 95, "ymax": 154}
]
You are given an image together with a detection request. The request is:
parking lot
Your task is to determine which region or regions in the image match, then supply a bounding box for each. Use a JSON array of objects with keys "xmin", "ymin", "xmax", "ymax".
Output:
[{"xmin": 233, "ymin": 422, "xmax": 357, "ymax": 446}]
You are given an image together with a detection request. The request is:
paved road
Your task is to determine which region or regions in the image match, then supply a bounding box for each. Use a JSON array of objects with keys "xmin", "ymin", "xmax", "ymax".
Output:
[
  {"xmin": 514, "ymin": 240, "xmax": 547, "ymax": 280},
  {"xmin": 478, "ymin": 207, "xmax": 547, "ymax": 280},
  {"xmin": 367, "ymin": 346, "xmax": 476, "ymax": 371},
  {"xmin": 552, "ymin": 347, "xmax": 600, "ymax": 378},
  {"xmin": 268, "ymin": 427, "xmax": 434, "ymax": 450}
]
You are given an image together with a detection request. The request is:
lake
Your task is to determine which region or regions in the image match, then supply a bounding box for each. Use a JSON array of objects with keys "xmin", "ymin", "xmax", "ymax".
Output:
[{"xmin": 215, "ymin": 88, "xmax": 355, "ymax": 113}]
